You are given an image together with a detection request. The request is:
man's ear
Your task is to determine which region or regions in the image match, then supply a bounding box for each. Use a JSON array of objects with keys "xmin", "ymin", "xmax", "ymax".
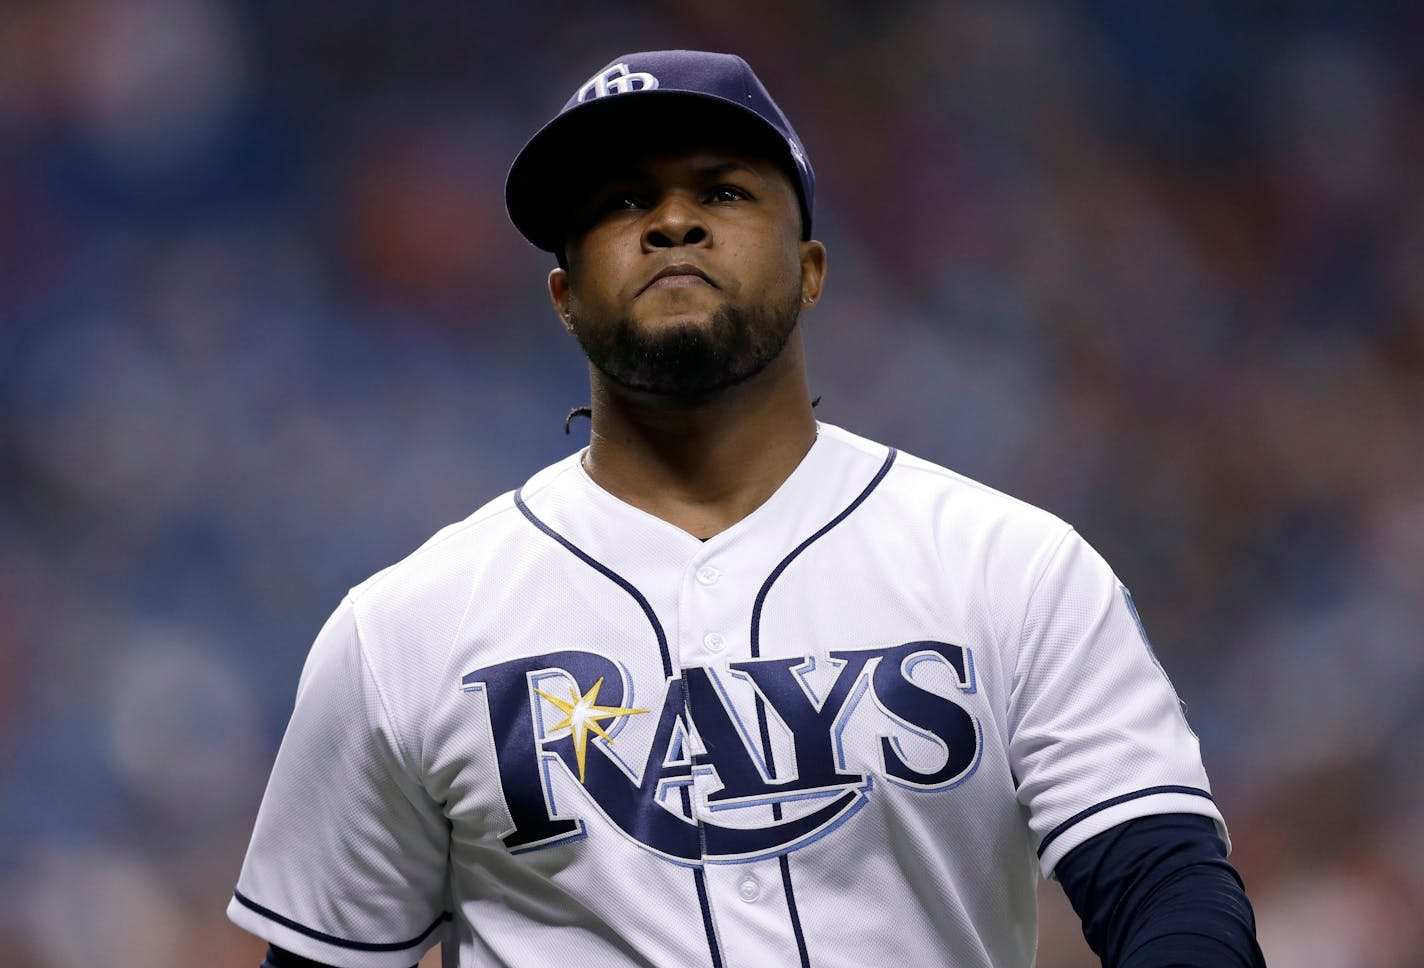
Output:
[
  {"xmin": 798, "ymin": 240, "xmax": 827, "ymax": 309},
  {"xmin": 548, "ymin": 267, "xmax": 574, "ymax": 334}
]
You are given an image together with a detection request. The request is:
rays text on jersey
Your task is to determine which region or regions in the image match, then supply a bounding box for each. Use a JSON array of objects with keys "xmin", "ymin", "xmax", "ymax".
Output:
[{"xmin": 461, "ymin": 640, "xmax": 982, "ymax": 865}]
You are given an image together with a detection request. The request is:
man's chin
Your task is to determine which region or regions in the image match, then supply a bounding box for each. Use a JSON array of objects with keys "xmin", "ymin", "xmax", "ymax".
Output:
[
  {"xmin": 625, "ymin": 306, "xmax": 720, "ymax": 335},
  {"xmin": 570, "ymin": 297, "xmax": 799, "ymax": 399}
]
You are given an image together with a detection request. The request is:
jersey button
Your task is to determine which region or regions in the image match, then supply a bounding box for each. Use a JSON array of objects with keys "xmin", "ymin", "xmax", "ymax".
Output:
[
  {"xmin": 703, "ymin": 633, "xmax": 726, "ymax": 653},
  {"xmin": 696, "ymin": 566, "xmax": 721, "ymax": 586},
  {"xmin": 738, "ymin": 875, "xmax": 761, "ymax": 902}
]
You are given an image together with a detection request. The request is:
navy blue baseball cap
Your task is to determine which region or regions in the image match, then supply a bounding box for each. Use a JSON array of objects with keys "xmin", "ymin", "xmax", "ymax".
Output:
[{"xmin": 505, "ymin": 50, "xmax": 815, "ymax": 253}]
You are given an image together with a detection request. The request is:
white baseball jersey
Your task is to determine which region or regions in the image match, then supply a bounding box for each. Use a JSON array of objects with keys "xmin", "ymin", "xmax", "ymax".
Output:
[{"xmin": 229, "ymin": 422, "xmax": 1224, "ymax": 967}]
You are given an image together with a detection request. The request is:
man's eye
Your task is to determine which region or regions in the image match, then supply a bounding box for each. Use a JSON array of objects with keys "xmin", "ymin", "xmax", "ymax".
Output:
[
  {"xmin": 601, "ymin": 193, "xmax": 643, "ymax": 213},
  {"xmin": 708, "ymin": 185, "xmax": 749, "ymax": 203}
]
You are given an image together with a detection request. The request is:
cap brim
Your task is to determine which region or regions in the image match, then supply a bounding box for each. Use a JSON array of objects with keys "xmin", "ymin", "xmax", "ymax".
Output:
[{"xmin": 505, "ymin": 90, "xmax": 800, "ymax": 253}]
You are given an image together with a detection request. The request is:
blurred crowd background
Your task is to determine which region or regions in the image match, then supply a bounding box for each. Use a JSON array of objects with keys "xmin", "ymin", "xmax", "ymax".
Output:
[{"xmin": 2, "ymin": 1, "xmax": 1421, "ymax": 965}]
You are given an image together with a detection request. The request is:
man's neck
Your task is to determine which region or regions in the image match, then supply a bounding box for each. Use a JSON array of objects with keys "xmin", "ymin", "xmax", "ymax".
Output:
[{"xmin": 580, "ymin": 338, "xmax": 817, "ymax": 540}]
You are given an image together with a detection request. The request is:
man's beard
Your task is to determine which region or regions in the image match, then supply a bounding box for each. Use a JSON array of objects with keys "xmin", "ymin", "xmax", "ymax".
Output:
[{"xmin": 568, "ymin": 292, "xmax": 801, "ymax": 396}]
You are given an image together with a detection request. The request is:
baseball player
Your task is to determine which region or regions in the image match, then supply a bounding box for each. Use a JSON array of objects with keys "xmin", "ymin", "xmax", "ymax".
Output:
[{"xmin": 230, "ymin": 51, "xmax": 1265, "ymax": 967}]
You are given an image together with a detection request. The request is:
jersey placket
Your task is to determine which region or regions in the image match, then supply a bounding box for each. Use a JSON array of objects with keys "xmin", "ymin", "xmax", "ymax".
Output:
[{"xmin": 677, "ymin": 545, "xmax": 805, "ymax": 968}]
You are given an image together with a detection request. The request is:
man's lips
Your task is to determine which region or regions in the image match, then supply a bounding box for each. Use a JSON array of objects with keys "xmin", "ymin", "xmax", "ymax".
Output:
[{"xmin": 641, "ymin": 264, "xmax": 714, "ymax": 294}]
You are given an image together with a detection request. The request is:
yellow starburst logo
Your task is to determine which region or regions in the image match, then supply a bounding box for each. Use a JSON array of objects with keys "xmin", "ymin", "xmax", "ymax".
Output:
[{"xmin": 535, "ymin": 677, "xmax": 649, "ymax": 783}]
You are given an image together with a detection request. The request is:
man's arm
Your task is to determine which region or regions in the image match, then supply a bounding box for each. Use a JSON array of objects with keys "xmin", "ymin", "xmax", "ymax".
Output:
[{"xmin": 1056, "ymin": 813, "xmax": 1266, "ymax": 967}]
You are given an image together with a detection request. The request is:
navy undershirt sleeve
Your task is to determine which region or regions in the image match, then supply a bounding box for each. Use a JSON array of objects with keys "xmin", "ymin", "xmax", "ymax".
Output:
[
  {"xmin": 263, "ymin": 944, "xmax": 417, "ymax": 968},
  {"xmin": 1055, "ymin": 813, "xmax": 1266, "ymax": 967}
]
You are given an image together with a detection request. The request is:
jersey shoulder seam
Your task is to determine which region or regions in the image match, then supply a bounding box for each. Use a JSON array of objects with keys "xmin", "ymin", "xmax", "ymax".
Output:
[
  {"xmin": 344, "ymin": 597, "xmax": 418, "ymax": 777},
  {"xmin": 1013, "ymin": 526, "xmax": 1080, "ymax": 666}
]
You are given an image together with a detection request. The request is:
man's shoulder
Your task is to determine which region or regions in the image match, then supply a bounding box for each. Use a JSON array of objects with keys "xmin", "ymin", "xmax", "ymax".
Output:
[{"xmin": 822, "ymin": 422, "xmax": 1070, "ymax": 542}]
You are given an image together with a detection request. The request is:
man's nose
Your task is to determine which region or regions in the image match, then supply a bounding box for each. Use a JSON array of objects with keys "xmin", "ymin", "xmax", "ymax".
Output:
[{"xmin": 643, "ymin": 194, "xmax": 709, "ymax": 249}]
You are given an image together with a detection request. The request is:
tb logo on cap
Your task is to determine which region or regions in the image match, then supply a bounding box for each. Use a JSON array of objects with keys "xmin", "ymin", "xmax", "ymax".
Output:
[{"xmin": 577, "ymin": 63, "xmax": 659, "ymax": 102}]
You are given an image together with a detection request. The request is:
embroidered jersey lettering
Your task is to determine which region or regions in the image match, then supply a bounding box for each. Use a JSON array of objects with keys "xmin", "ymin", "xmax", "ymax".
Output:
[{"xmin": 461, "ymin": 641, "xmax": 978, "ymax": 864}]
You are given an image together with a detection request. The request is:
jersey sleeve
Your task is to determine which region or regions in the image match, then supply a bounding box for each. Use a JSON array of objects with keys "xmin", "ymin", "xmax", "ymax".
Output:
[
  {"xmin": 1007, "ymin": 529, "xmax": 1226, "ymax": 878},
  {"xmin": 227, "ymin": 598, "xmax": 451, "ymax": 967}
]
